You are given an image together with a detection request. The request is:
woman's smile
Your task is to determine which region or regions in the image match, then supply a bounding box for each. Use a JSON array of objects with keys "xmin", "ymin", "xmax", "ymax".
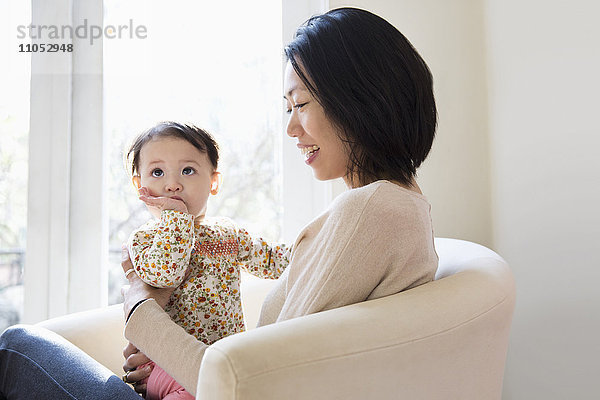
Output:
[
  {"xmin": 284, "ymin": 62, "xmax": 349, "ymax": 182},
  {"xmin": 298, "ymin": 144, "xmax": 320, "ymax": 163}
]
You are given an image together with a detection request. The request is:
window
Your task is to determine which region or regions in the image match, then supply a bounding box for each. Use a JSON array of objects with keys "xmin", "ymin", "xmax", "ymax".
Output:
[
  {"xmin": 18, "ymin": 0, "xmax": 334, "ymax": 322},
  {"xmin": 0, "ymin": 0, "xmax": 31, "ymax": 331},
  {"xmin": 103, "ymin": 0, "xmax": 285, "ymax": 304}
]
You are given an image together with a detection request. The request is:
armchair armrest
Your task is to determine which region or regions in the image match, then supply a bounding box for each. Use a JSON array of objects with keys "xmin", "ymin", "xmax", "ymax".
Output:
[
  {"xmin": 37, "ymin": 304, "xmax": 127, "ymax": 376},
  {"xmin": 197, "ymin": 255, "xmax": 515, "ymax": 400},
  {"xmin": 34, "ymin": 275, "xmax": 277, "ymax": 377}
]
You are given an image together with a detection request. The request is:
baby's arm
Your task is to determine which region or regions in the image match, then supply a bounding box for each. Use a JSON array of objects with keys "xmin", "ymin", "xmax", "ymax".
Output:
[
  {"xmin": 128, "ymin": 210, "xmax": 195, "ymax": 288},
  {"xmin": 236, "ymin": 227, "xmax": 290, "ymax": 279}
]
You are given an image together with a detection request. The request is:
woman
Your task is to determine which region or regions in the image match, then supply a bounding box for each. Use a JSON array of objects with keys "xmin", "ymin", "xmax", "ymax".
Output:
[{"xmin": 0, "ymin": 7, "xmax": 437, "ymax": 399}]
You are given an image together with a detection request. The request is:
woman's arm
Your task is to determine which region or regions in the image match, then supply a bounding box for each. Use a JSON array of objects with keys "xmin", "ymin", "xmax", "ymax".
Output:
[
  {"xmin": 124, "ymin": 300, "xmax": 207, "ymax": 395},
  {"xmin": 121, "ymin": 249, "xmax": 206, "ymax": 396}
]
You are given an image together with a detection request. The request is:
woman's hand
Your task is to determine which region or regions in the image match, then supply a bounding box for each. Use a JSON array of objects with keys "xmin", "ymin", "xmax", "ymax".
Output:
[
  {"xmin": 138, "ymin": 186, "xmax": 188, "ymax": 214},
  {"xmin": 122, "ymin": 342, "xmax": 152, "ymax": 395},
  {"xmin": 121, "ymin": 246, "xmax": 175, "ymax": 319}
]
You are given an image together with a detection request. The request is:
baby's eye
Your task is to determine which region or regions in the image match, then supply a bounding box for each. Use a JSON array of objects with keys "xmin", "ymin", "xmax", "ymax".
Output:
[
  {"xmin": 151, "ymin": 168, "xmax": 164, "ymax": 177},
  {"xmin": 182, "ymin": 167, "xmax": 195, "ymax": 176}
]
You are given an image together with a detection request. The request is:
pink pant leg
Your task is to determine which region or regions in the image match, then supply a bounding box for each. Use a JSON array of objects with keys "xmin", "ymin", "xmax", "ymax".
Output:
[{"xmin": 145, "ymin": 363, "xmax": 194, "ymax": 400}]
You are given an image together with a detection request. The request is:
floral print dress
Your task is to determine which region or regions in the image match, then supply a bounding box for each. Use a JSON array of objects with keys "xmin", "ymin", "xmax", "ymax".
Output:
[{"xmin": 128, "ymin": 210, "xmax": 289, "ymax": 345}]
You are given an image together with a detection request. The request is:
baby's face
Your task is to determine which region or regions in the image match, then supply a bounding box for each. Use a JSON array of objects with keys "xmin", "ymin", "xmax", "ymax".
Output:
[{"xmin": 135, "ymin": 136, "xmax": 218, "ymax": 219}]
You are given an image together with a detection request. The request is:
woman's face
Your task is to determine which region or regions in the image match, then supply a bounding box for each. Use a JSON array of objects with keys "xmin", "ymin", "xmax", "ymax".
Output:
[{"xmin": 283, "ymin": 62, "xmax": 350, "ymax": 184}]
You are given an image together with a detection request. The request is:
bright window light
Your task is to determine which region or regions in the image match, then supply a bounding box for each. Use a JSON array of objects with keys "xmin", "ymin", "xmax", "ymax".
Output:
[
  {"xmin": 103, "ymin": 0, "xmax": 283, "ymax": 304},
  {"xmin": 0, "ymin": 0, "xmax": 31, "ymax": 331}
]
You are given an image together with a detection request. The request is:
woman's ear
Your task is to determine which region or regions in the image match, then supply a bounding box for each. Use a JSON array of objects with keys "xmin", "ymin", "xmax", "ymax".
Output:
[
  {"xmin": 131, "ymin": 175, "xmax": 142, "ymax": 193},
  {"xmin": 210, "ymin": 172, "xmax": 222, "ymax": 195}
]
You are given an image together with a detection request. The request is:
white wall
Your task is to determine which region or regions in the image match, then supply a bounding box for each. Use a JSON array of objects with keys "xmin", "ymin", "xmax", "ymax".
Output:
[
  {"xmin": 485, "ymin": 1, "xmax": 600, "ymax": 398},
  {"xmin": 329, "ymin": 0, "xmax": 493, "ymax": 247},
  {"xmin": 328, "ymin": 0, "xmax": 600, "ymax": 398}
]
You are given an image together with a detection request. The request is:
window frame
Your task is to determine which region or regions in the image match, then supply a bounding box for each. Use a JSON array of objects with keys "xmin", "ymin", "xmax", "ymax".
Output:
[
  {"xmin": 24, "ymin": 0, "xmax": 334, "ymax": 322},
  {"xmin": 280, "ymin": 0, "xmax": 334, "ymax": 244},
  {"xmin": 24, "ymin": 0, "xmax": 106, "ymax": 322}
]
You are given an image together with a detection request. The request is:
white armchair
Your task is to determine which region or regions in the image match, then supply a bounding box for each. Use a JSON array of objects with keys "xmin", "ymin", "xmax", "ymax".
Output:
[{"xmin": 38, "ymin": 238, "xmax": 515, "ymax": 399}]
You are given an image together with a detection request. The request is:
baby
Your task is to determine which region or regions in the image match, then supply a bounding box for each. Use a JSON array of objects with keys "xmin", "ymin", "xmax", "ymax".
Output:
[{"xmin": 125, "ymin": 122, "xmax": 289, "ymax": 399}]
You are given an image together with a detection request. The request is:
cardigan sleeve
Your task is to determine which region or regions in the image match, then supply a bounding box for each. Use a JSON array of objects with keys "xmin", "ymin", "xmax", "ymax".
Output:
[{"xmin": 124, "ymin": 299, "xmax": 207, "ymax": 396}]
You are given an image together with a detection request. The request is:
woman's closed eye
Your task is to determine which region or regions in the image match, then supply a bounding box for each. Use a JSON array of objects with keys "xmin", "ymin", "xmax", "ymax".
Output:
[
  {"xmin": 151, "ymin": 168, "xmax": 164, "ymax": 177},
  {"xmin": 286, "ymin": 102, "xmax": 308, "ymax": 114},
  {"xmin": 182, "ymin": 167, "xmax": 195, "ymax": 176}
]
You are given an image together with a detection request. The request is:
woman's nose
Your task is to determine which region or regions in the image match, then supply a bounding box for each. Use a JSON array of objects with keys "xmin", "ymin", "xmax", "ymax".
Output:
[{"xmin": 286, "ymin": 111, "xmax": 303, "ymax": 138}]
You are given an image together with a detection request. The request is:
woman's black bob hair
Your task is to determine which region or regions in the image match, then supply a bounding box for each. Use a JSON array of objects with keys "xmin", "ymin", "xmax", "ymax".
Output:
[
  {"xmin": 285, "ymin": 7, "xmax": 437, "ymax": 187},
  {"xmin": 126, "ymin": 121, "xmax": 219, "ymax": 177}
]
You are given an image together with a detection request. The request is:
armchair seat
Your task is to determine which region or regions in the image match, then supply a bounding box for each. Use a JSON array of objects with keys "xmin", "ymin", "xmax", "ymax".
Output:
[{"xmin": 38, "ymin": 238, "xmax": 515, "ymax": 399}]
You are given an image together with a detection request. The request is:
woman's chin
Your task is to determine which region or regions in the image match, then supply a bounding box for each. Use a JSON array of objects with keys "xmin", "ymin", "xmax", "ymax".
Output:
[{"xmin": 311, "ymin": 169, "xmax": 329, "ymax": 181}]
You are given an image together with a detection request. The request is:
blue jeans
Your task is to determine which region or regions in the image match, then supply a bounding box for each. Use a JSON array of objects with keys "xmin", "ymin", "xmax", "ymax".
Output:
[{"xmin": 0, "ymin": 325, "xmax": 141, "ymax": 400}]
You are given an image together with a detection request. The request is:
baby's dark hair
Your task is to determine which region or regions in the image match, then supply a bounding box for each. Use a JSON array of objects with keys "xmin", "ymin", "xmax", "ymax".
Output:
[{"xmin": 126, "ymin": 121, "xmax": 219, "ymax": 177}]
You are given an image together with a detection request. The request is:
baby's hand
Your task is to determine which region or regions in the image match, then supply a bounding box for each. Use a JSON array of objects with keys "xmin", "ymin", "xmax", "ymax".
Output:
[{"xmin": 138, "ymin": 187, "xmax": 188, "ymax": 214}]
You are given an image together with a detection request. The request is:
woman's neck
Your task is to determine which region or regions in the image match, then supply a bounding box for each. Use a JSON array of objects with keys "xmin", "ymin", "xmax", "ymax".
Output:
[{"xmin": 343, "ymin": 175, "xmax": 422, "ymax": 195}]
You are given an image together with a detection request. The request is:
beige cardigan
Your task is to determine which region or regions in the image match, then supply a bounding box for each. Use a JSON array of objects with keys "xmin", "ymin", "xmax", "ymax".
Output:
[{"xmin": 125, "ymin": 180, "xmax": 438, "ymax": 395}]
